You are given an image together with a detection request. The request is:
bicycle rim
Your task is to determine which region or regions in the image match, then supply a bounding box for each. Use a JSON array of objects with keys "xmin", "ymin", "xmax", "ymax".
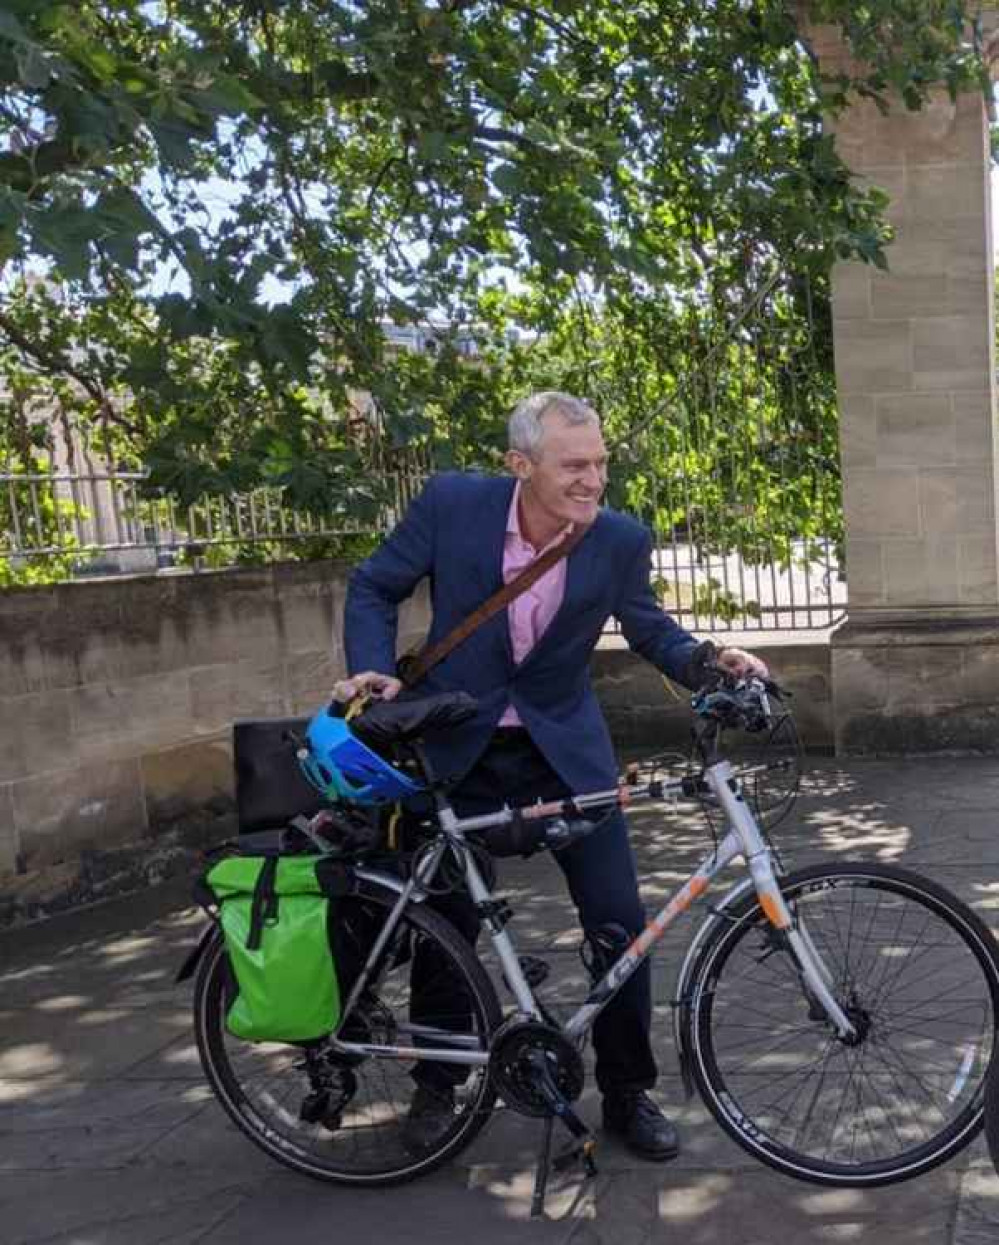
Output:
[
  {"xmin": 687, "ymin": 862, "xmax": 999, "ymax": 1185},
  {"xmin": 194, "ymin": 891, "xmax": 501, "ymax": 1185}
]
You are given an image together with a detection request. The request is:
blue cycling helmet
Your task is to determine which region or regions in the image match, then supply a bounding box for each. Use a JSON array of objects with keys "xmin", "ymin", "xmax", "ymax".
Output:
[{"xmin": 300, "ymin": 708, "xmax": 423, "ymax": 806}]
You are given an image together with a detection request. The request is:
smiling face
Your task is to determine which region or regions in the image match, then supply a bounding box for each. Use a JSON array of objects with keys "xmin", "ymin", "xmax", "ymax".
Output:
[{"xmin": 506, "ymin": 412, "xmax": 609, "ymax": 545}]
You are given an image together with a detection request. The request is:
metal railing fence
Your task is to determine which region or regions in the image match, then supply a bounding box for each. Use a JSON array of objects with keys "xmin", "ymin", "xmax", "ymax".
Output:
[
  {"xmin": 599, "ymin": 266, "xmax": 845, "ymax": 633},
  {"xmin": 0, "ymin": 467, "xmax": 430, "ymax": 577},
  {"xmin": 1, "ymin": 455, "xmax": 844, "ymax": 633},
  {"xmin": 1, "ymin": 278, "xmax": 845, "ymax": 630}
]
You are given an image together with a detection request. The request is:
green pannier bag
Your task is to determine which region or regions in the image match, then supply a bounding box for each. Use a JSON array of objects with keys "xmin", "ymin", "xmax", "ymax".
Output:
[{"xmin": 205, "ymin": 854, "xmax": 341, "ymax": 1043}]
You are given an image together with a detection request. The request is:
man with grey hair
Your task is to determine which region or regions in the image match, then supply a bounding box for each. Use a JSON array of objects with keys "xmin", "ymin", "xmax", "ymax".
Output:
[{"xmin": 338, "ymin": 390, "xmax": 767, "ymax": 1160}]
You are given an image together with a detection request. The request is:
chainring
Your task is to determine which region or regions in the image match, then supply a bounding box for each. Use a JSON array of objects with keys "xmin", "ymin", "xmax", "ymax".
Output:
[{"xmin": 488, "ymin": 1019, "xmax": 585, "ymax": 1118}]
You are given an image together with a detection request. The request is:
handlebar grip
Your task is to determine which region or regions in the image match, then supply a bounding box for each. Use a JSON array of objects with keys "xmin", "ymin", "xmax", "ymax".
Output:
[{"xmin": 684, "ymin": 639, "xmax": 720, "ymax": 690}]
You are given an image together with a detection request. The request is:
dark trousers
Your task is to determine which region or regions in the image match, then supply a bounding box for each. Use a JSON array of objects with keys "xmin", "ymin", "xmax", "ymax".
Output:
[{"xmin": 412, "ymin": 728, "xmax": 657, "ymax": 1096}]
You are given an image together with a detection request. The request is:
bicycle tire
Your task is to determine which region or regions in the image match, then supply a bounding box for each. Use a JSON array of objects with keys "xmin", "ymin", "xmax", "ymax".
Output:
[
  {"xmin": 193, "ymin": 884, "xmax": 502, "ymax": 1186},
  {"xmin": 683, "ymin": 861, "xmax": 999, "ymax": 1185},
  {"xmin": 984, "ymin": 1031, "xmax": 999, "ymax": 1171}
]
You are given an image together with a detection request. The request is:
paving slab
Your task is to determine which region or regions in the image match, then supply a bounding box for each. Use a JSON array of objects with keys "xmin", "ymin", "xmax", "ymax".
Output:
[
  {"xmin": 0, "ymin": 1168, "xmax": 251, "ymax": 1245},
  {"xmin": 4, "ymin": 757, "xmax": 999, "ymax": 1244},
  {"xmin": 953, "ymin": 1157, "xmax": 999, "ymax": 1245}
]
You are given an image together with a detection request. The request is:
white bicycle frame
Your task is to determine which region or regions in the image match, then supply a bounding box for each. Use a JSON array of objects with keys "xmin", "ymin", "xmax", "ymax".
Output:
[{"xmin": 329, "ymin": 758, "xmax": 857, "ymax": 1066}]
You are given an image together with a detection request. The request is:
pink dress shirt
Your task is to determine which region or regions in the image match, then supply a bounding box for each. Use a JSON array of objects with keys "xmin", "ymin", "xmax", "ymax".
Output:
[{"xmin": 498, "ymin": 483, "xmax": 571, "ymax": 727}]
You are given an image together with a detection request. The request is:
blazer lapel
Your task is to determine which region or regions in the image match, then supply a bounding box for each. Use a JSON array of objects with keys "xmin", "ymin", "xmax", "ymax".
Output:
[
  {"xmin": 474, "ymin": 475, "xmax": 513, "ymax": 588},
  {"xmin": 476, "ymin": 476, "xmax": 515, "ymax": 666}
]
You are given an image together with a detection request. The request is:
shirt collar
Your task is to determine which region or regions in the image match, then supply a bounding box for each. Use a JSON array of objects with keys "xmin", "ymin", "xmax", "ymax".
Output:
[{"xmin": 506, "ymin": 481, "xmax": 573, "ymax": 551}]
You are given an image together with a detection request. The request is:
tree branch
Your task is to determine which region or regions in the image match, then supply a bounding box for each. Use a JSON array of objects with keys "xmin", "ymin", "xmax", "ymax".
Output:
[
  {"xmin": 365, "ymin": 155, "xmax": 406, "ymax": 211},
  {"xmin": 473, "ymin": 124, "xmax": 536, "ymax": 148},
  {"xmin": 493, "ymin": 1, "xmax": 596, "ymax": 49},
  {"xmin": 0, "ymin": 307, "xmax": 141, "ymax": 438}
]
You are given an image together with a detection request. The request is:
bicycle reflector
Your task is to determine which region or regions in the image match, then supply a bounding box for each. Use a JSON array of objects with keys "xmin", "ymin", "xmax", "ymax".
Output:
[{"xmin": 300, "ymin": 709, "xmax": 423, "ymax": 806}]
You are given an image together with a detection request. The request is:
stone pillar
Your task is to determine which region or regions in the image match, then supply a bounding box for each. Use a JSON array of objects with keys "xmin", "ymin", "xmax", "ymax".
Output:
[{"xmin": 806, "ymin": 20, "xmax": 999, "ymax": 752}]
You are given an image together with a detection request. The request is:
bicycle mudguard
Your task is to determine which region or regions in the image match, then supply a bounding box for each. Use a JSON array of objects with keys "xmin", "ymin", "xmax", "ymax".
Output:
[
  {"xmin": 176, "ymin": 921, "xmax": 217, "ymax": 984},
  {"xmin": 671, "ymin": 875, "xmax": 758, "ymax": 1099}
]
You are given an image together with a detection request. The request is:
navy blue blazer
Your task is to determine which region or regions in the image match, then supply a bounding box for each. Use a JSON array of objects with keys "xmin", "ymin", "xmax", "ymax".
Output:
[{"xmin": 344, "ymin": 472, "xmax": 699, "ymax": 794}]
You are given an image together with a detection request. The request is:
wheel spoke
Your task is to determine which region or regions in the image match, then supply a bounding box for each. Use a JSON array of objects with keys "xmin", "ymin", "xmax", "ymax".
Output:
[
  {"xmin": 691, "ymin": 866, "xmax": 998, "ymax": 1181},
  {"xmin": 193, "ymin": 896, "xmax": 499, "ymax": 1184}
]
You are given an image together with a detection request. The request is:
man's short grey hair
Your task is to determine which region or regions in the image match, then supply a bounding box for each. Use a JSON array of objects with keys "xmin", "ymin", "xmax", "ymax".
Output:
[{"xmin": 508, "ymin": 391, "xmax": 601, "ymax": 457}]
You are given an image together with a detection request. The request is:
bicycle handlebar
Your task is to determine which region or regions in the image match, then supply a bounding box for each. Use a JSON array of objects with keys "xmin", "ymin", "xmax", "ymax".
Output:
[{"xmin": 687, "ymin": 640, "xmax": 790, "ymax": 735}]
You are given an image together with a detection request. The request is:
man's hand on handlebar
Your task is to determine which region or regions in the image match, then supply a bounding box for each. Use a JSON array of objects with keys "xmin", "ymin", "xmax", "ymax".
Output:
[
  {"xmin": 686, "ymin": 639, "xmax": 771, "ymax": 691},
  {"xmin": 715, "ymin": 646, "xmax": 769, "ymax": 681},
  {"xmin": 331, "ymin": 670, "xmax": 403, "ymax": 704}
]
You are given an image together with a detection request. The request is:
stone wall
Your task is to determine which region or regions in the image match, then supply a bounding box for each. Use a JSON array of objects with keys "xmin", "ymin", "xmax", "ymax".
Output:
[
  {"xmin": 0, "ymin": 563, "xmax": 425, "ymax": 925},
  {"xmin": 830, "ymin": 85, "xmax": 996, "ymax": 616},
  {"xmin": 800, "ymin": 15, "xmax": 999, "ymax": 753},
  {"xmin": 0, "ymin": 563, "xmax": 831, "ymax": 926},
  {"xmin": 593, "ymin": 637, "xmax": 832, "ymax": 754}
]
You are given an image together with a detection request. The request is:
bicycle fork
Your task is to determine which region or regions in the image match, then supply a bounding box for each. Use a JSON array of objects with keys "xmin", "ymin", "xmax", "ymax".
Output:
[{"xmin": 705, "ymin": 765, "xmax": 858, "ymax": 1043}]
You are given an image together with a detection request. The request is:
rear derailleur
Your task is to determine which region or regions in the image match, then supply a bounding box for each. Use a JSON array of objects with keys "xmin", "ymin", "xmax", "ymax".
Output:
[{"xmin": 296, "ymin": 1042, "xmax": 360, "ymax": 1132}]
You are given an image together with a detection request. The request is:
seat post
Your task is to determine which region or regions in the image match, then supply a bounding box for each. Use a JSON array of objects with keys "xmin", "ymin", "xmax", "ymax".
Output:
[
  {"xmin": 411, "ymin": 742, "xmax": 462, "ymax": 823},
  {"xmin": 410, "ymin": 740, "xmax": 438, "ymax": 788}
]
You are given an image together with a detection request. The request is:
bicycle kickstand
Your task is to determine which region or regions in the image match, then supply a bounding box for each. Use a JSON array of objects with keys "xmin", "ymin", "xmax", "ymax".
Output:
[
  {"xmin": 527, "ymin": 1053, "xmax": 598, "ymax": 1218},
  {"xmin": 530, "ymin": 1116, "xmax": 556, "ymax": 1218}
]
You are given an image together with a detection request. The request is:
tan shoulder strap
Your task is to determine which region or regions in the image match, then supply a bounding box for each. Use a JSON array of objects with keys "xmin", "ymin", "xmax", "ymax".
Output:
[{"xmin": 397, "ymin": 524, "xmax": 586, "ymax": 688}]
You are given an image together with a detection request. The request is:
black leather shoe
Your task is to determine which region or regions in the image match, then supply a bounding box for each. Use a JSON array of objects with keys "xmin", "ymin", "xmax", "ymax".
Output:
[
  {"xmin": 403, "ymin": 1082, "xmax": 456, "ymax": 1152},
  {"xmin": 602, "ymin": 1091, "xmax": 680, "ymax": 1160}
]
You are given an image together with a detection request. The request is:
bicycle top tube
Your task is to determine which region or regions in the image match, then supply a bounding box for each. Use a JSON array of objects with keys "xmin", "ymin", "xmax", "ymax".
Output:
[{"xmin": 439, "ymin": 770, "xmax": 690, "ymax": 837}]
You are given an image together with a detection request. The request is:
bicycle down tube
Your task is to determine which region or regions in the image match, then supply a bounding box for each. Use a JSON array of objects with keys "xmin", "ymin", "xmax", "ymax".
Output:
[
  {"xmin": 331, "ymin": 758, "xmax": 857, "ymax": 1068},
  {"xmin": 564, "ymin": 760, "xmax": 856, "ymax": 1043}
]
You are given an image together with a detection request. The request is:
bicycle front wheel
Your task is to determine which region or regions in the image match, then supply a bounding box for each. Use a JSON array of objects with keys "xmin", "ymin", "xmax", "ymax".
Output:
[
  {"xmin": 193, "ymin": 886, "xmax": 501, "ymax": 1186},
  {"xmin": 685, "ymin": 862, "xmax": 999, "ymax": 1186}
]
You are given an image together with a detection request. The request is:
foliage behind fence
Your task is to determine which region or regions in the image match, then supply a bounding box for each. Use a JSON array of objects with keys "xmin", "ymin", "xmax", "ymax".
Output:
[{"xmin": 1, "ymin": 270, "xmax": 845, "ymax": 630}]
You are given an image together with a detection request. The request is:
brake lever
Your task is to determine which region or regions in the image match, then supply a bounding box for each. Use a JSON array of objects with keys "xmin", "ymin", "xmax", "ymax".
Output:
[
  {"xmin": 708, "ymin": 664, "xmax": 741, "ymax": 693},
  {"xmin": 763, "ymin": 677, "xmax": 791, "ymax": 700}
]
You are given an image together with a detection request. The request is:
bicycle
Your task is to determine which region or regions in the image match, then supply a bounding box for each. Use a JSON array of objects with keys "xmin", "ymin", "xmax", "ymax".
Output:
[{"xmin": 183, "ymin": 647, "xmax": 999, "ymax": 1215}]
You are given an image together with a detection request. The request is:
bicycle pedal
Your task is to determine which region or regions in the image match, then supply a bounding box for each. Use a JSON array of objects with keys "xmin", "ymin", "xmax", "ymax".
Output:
[
  {"xmin": 553, "ymin": 1137, "xmax": 598, "ymax": 1177},
  {"xmin": 521, "ymin": 955, "xmax": 550, "ymax": 987},
  {"xmin": 502, "ymin": 955, "xmax": 550, "ymax": 992}
]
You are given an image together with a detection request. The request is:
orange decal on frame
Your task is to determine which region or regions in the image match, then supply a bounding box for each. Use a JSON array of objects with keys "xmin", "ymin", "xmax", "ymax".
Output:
[
  {"xmin": 759, "ymin": 892, "xmax": 791, "ymax": 929},
  {"xmin": 630, "ymin": 875, "xmax": 711, "ymax": 958}
]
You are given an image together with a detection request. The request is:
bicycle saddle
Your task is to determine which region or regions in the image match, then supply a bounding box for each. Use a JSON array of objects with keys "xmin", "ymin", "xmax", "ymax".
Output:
[{"xmin": 351, "ymin": 691, "xmax": 478, "ymax": 750}]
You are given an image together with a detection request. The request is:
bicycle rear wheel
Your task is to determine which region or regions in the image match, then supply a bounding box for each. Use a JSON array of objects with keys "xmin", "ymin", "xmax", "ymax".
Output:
[
  {"xmin": 985, "ymin": 1039, "xmax": 999, "ymax": 1172},
  {"xmin": 685, "ymin": 862, "xmax": 999, "ymax": 1185},
  {"xmin": 193, "ymin": 886, "xmax": 501, "ymax": 1185}
]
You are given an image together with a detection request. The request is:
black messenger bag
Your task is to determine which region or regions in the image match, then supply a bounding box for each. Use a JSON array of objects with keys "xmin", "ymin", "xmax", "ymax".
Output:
[{"xmin": 233, "ymin": 717, "xmax": 327, "ymax": 835}]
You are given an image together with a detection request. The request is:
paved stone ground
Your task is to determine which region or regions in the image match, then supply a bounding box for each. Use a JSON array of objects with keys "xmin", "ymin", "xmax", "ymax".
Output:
[{"xmin": 4, "ymin": 756, "xmax": 999, "ymax": 1244}]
